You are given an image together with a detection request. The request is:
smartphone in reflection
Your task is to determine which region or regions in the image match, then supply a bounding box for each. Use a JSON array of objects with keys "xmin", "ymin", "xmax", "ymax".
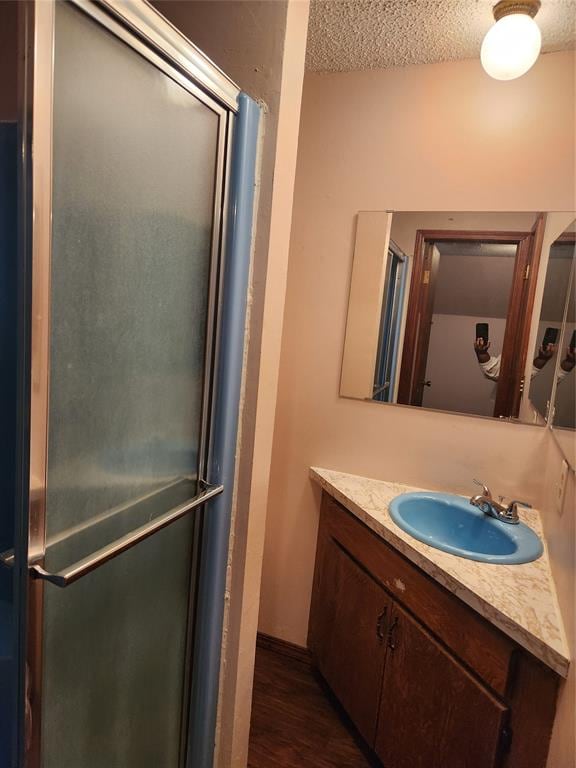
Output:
[
  {"xmin": 476, "ymin": 323, "xmax": 489, "ymax": 345},
  {"xmin": 542, "ymin": 327, "xmax": 559, "ymax": 348}
]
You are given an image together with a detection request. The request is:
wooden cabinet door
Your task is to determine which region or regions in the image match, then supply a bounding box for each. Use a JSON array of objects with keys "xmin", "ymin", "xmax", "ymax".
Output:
[
  {"xmin": 308, "ymin": 534, "xmax": 390, "ymax": 747},
  {"xmin": 375, "ymin": 604, "xmax": 508, "ymax": 768}
]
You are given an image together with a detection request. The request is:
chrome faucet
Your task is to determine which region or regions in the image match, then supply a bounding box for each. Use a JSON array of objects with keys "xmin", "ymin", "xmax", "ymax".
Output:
[{"xmin": 469, "ymin": 480, "xmax": 531, "ymax": 525}]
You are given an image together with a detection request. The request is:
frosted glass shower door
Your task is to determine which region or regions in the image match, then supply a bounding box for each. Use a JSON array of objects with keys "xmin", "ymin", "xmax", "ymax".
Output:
[{"xmin": 25, "ymin": 3, "xmax": 232, "ymax": 767}]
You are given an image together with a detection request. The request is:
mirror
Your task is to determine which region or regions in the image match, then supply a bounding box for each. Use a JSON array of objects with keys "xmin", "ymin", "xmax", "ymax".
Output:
[
  {"xmin": 341, "ymin": 211, "xmax": 575, "ymax": 423},
  {"xmin": 552, "ymin": 229, "xmax": 576, "ymax": 434},
  {"xmin": 529, "ymin": 223, "xmax": 575, "ymax": 424}
]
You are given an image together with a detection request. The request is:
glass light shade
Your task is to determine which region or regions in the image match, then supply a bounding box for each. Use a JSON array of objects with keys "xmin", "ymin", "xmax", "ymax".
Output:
[{"xmin": 481, "ymin": 13, "xmax": 542, "ymax": 81}]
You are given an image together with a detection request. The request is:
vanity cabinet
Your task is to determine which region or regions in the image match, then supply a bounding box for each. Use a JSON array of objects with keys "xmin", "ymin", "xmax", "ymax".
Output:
[
  {"xmin": 375, "ymin": 603, "xmax": 507, "ymax": 768},
  {"xmin": 308, "ymin": 492, "xmax": 560, "ymax": 768},
  {"xmin": 311, "ymin": 533, "xmax": 390, "ymax": 745}
]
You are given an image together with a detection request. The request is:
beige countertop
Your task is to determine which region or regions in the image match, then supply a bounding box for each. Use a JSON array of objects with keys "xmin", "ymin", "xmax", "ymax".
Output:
[{"xmin": 310, "ymin": 466, "xmax": 570, "ymax": 678}]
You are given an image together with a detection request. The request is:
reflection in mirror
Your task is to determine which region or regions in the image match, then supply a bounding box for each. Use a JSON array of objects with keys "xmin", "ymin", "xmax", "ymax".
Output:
[
  {"xmin": 341, "ymin": 211, "xmax": 569, "ymax": 422},
  {"xmin": 401, "ymin": 237, "xmax": 518, "ymax": 418},
  {"xmin": 373, "ymin": 241, "xmax": 407, "ymax": 402},
  {"xmin": 553, "ymin": 239, "xmax": 575, "ymax": 431},
  {"xmin": 529, "ymin": 225, "xmax": 575, "ymax": 423}
]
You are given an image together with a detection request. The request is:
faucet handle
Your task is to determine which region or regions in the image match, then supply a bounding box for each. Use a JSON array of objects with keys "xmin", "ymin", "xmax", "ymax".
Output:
[
  {"xmin": 507, "ymin": 499, "xmax": 532, "ymax": 511},
  {"xmin": 502, "ymin": 499, "xmax": 531, "ymax": 524},
  {"xmin": 473, "ymin": 479, "xmax": 492, "ymax": 498}
]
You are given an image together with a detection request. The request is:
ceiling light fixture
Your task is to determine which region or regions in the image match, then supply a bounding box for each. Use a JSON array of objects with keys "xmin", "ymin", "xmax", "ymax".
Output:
[{"xmin": 481, "ymin": 0, "xmax": 542, "ymax": 81}]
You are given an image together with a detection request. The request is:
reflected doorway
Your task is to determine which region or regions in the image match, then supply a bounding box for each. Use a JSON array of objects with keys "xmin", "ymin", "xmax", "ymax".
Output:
[{"xmin": 397, "ymin": 217, "xmax": 545, "ymax": 418}]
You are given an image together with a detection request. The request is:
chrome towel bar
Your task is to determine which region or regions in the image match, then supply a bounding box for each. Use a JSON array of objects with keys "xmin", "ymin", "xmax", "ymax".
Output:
[{"xmin": 0, "ymin": 482, "xmax": 223, "ymax": 588}]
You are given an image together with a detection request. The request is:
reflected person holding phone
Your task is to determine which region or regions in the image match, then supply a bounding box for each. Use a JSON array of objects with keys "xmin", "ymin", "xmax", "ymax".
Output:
[
  {"xmin": 473, "ymin": 324, "xmax": 558, "ymax": 382},
  {"xmin": 559, "ymin": 330, "xmax": 576, "ymax": 380}
]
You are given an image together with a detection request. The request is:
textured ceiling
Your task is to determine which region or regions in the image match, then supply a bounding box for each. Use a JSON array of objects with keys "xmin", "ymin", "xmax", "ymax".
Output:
[{"xmin": 306, "ymin": 0, "xmax": 576, "ymax": 72}]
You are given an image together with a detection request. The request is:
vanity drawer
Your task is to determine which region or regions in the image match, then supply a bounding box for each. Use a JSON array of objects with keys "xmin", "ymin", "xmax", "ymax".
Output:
[{"xmin": 320, "ymin": 492, "xmax": 516, "ymax": 697}]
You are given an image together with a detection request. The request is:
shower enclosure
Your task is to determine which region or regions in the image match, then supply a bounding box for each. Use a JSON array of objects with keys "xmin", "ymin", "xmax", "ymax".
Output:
[{"xmin": 0, "ymin": 2, "xmax": 258, "ymax": 767}]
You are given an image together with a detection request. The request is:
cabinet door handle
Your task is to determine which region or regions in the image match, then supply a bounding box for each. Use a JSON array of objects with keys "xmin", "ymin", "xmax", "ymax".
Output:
[
  {"xmin": 387, "ymin": 616, "xmax": 399, "ymax": 650},
  {"xmin": 376, "ymin": 608, "xmax": 387, "ymax": 641}
]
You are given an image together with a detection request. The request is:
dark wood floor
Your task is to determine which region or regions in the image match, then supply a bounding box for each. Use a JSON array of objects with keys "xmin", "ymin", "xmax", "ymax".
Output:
[{"xmin": 248, "ymin": 645, "xmax": 376, "ymax": 768}]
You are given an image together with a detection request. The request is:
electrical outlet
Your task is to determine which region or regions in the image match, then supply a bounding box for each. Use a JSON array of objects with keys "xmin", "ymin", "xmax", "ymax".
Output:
[{"xmin": 557, "ymin": 460, "xmax": 569, "ymax": 516}]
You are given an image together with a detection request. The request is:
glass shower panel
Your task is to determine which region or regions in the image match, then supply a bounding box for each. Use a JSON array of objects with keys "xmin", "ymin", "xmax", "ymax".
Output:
[{"xmin": 40, "ymin": 4, "xmax": 221, "ymax": 766}]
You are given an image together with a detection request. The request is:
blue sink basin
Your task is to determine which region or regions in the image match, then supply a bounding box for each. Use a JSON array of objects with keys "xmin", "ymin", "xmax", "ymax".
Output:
[{"xmin": 389, "ymin": 492, "xmax": 543, "ymax": 564}]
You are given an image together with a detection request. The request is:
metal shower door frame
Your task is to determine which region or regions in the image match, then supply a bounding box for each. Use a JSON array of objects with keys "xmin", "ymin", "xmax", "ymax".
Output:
[{"xmin": 13, "ymin": 2, "xmax": 242, "ymax": 766}]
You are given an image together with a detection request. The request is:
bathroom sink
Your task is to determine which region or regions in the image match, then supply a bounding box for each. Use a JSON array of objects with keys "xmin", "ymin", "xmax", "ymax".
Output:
[{"xmin": 389, "ymin": 492, "xmax": 543, "ymax": 564}]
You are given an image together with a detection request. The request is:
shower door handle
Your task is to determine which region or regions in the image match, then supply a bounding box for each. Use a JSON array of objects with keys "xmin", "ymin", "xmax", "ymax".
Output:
[{"xmin": 1, "ymin": 482, "xmax": 223, "ymax": 588}]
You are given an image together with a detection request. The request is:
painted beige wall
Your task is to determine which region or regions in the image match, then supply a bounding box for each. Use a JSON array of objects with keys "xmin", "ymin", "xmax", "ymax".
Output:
[
  {"xmin": 553, "ymin": 424, "xmax": 576, "ymax": 472},
  {"xmin": 215, "ymin": 5, "xmax": 309, "ymax": 765},
  {"xmin": 151, "ymin": 2, "xmax": 310, "ymax": 766},
  {"xmin": 542, "ymin": 437, "xmax": 575, "ymax": 767},
  {"xmin": 261, "ymin": 50, "xmax": 575, "ymax": 758}
]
